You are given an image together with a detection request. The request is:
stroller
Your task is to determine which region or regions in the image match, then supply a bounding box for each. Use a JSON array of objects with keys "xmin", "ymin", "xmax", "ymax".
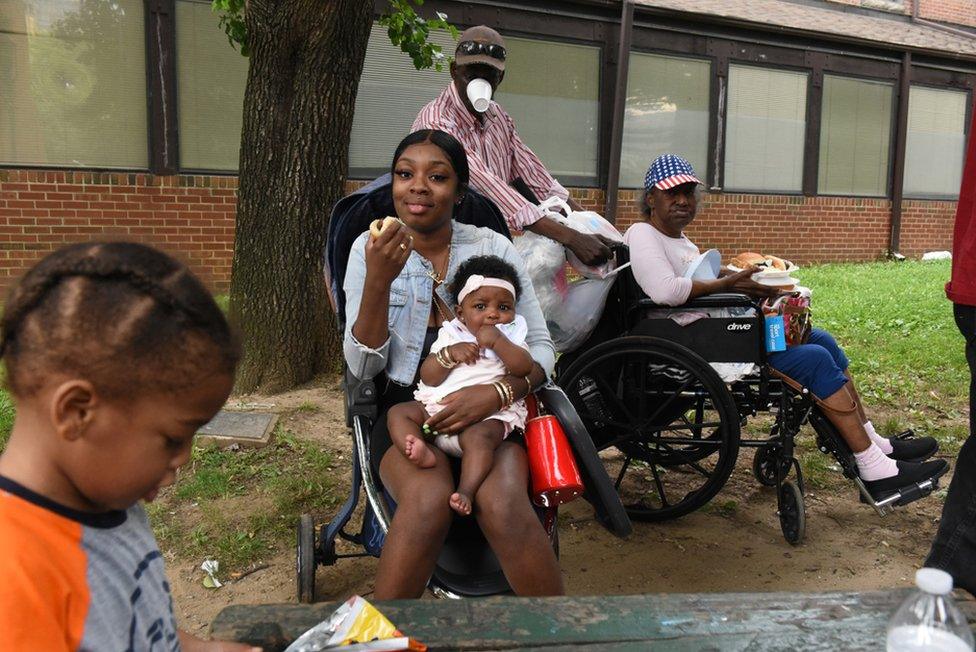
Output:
[{"xmin": 296, "ymin": 175, "xmax": 631, "ymax": 602}]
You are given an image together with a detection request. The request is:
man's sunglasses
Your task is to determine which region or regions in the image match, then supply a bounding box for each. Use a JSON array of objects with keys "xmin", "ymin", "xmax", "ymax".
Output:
[{"xmin": 456, "ymin": 40, "xmax": 507, "ymax": 61}]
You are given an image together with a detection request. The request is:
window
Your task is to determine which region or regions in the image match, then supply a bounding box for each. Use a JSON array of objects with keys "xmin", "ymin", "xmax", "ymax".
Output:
[
  {"xmin": 175, "ymin": 0, "xmax": 248, "ymax": 171},
  {"xmin": 818, "ymin": 75, "xmax": 893, "ymax": 196},
  {"xmin": 350, "ymin": 29, "xmax": 600, "ymax": 184},
  {"xmin": 619, "ymin": 52, "xmax": 710, "ymax": 188},
  {"xmin": 348, "ymin": 24, "xmax": 456, "ymax": 175},
  {"xmin": 724, "ymin": 65, "xmax": 808, "ymax": 192},
  {"xmin": 494, "ymin": 37, "xmax": 600, "ymax": 184},
  {"xmin": 904, "ymin": 86, "xmax": 968, "ymax": 198},
  {"xmin": 0, "ymin": 0, "xmax": 147, "ymax": 168}
]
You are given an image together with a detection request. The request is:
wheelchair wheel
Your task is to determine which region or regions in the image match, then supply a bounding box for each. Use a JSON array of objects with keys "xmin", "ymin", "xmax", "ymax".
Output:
[
  {"xmin": 777, "ymin": 481, "xmax": 805, "ymax": 545},
  {"xmin": 752, "ymin": 444, "xmax": 793, "ymax": 487},
  {"xmin": 297, "ymin": 513, "xmax": 317, "ymax": 603},
  {"xmin": 559, "ymin": 336, "xmax": 740, "ymax": 522}
]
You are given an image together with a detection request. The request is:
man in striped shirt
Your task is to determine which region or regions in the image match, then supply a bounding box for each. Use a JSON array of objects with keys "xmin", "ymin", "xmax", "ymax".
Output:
[{"xmin": 412, "ymin": 25, "xmax": 613, "ymax": 266}]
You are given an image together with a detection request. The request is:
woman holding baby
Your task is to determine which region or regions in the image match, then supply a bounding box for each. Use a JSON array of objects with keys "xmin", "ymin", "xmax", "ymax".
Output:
[{"xmin": 342, "ymin": 128, "xmax": 563, "ymax": 599}]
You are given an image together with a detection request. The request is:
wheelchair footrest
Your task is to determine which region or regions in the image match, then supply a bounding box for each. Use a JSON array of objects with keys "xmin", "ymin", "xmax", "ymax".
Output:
[{"xmin": 855, "ymin": 475, "xmax": 942, "ymax": 516}]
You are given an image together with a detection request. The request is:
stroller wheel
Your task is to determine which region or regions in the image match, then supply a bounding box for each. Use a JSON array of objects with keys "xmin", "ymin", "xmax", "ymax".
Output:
[
  {"xmin": 752, "ymin": 445, "xmax": 792, "ymax": 487},
  {"xmin": 297, "ymin": 513, "xmax": 317, "ymax": 603},
  {"xmin": 777, "ymin": 481, "xmax": 805, "ymax": 545}
]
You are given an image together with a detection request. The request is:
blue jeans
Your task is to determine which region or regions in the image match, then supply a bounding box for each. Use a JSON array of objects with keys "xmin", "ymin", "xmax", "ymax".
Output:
[
  {"xmin": 767, "ymin": 328, "xmax": 850, "ymax": 399},
  {"xmin": 925, "ymin": 303, "xmax": 976, "ymax": 596}
]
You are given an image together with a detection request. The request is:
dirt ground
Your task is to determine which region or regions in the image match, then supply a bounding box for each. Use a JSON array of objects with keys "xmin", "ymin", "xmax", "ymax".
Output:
[{"xmin": 169, "ymin": 386, "xmax": 951, "ymax": 636}]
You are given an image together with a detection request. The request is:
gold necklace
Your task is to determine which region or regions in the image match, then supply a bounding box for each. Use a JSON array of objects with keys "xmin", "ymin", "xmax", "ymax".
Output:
[
  {"xmin": 428, "ymin": 243, "xmax": 452, "ymax": 324},
  {"xmin": 426, "ymin": 244, "xmax": 451, "ymax": 285}
]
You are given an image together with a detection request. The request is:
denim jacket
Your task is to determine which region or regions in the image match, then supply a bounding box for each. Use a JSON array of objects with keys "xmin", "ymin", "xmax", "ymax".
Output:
[{"xmin": 343, "ymin": 222, "xmax": 555, "ymax": 385}]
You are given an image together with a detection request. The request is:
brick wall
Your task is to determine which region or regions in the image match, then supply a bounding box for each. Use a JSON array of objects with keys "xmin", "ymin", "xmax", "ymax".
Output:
[
  {"xmin": 0, "ymin": 171, "xmax": 956, "ymax": 295},
  {"xmin": 918, "ymin": 0, "xmax": 976, "ymax": 27},
  {"xmin": 827, "ymin": 0, "xmax": 909, "ymax": 15},
  {"xmin": 0, "ymin": 169, "xmax": 236, "ymax": 293},
  {"xmin": 826, "ymin": 0, "xmax": 976, "ymax": 28}
]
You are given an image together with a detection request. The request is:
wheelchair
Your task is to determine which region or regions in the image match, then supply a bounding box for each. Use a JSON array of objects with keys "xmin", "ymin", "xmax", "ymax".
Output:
[
  {"xmin": 555, "ymin": 246, "xmax": 944, "ymax": 545},
  {"xmin": 295, "ymin": 175, "xmax": 631, "ymax": 603}
]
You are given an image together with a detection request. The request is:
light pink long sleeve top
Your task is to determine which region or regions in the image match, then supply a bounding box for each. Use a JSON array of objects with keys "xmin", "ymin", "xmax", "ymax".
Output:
[{"xmin": 623, "ymin": 222, "xmax": 701, "ymax": 306}]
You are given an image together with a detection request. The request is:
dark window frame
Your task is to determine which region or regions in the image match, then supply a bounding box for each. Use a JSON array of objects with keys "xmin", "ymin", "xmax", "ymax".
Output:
[
  {"xmin": 901, "ymin": 82, "xmax": 973, "ymax": 201},
  {"xmin": 815, "ymin": 72, "xmax": 898, "ymax": 199},
  {"xmin": 619, "ymin": 45, "xmax": 715, "ymax": 190},
  {"xmin": 722, "ymin": 59, "xmax": 812, "ymax": 196},
  {"xmin": 171, "ymin": 0, "xmax": 242, "ymax": 176}
]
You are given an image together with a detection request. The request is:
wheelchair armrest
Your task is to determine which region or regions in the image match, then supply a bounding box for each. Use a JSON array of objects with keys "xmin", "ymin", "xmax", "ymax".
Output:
[
  {"xmin": 344, "ymin": 367, "xmax": 378, "ymax": 426},
  {"xmin": 636, "ymin": 292, "xmax": 758, "ymax": 311}
]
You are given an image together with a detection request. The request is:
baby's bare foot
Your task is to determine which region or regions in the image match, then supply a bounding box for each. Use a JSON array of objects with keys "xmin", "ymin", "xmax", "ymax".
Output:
[
  {"xmin": 404, "ymin": 434, "xmax": 436, "ymax": 468},
  {"xmin": 450, "ymin": 492, "xmax": 472, "ymax": 515}
]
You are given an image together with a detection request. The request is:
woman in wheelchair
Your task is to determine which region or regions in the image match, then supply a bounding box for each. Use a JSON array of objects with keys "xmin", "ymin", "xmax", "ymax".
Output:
[
  {"xmin": 388, "ymin": 255, "xmax": 534, "ymax": 516},
  {"xmin": 342, "ymin": 129, "xmax": 563, "ymax": 599},
  {"xmin": 624, "ymin": 154, "xmax": 947, "ymax": 504}
]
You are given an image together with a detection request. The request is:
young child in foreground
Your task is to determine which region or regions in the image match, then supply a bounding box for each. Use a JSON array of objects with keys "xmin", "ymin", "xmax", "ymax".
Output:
[
  {"xmin": 387, "ymin": 255, "xmax": 534, "ymax": 516},
  {"xmin": 0, "ymin": 242, "xmax": 260, "ymax": 651}
]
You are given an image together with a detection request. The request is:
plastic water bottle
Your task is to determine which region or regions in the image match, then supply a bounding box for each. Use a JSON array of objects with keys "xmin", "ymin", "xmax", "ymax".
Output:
[{"xmin": 886, "ymin": 568, "xmax": 975, "ymax": 651}]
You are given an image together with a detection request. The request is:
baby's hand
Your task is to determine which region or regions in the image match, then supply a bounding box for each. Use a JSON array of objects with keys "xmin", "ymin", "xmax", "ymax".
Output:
[
  {"xmin": 447, "ymin": 342, "xmax": 480, "ymax": 365},
  {"xmin": 476, "ymin": 324, "xmax": 503, "ymax": 349}
]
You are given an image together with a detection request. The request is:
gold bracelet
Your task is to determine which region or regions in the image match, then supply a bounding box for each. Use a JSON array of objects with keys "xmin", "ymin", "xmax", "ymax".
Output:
[
  {"xmin": 443, "ymin": 347, "xmax": 456, "ymax": 365},
  {"xmin": 523, "ymin": 375, "xmax": 533, "ymax": 396},
  {"xmin": 491, "ymin": 381, "xmax": 507, "ymax": 409},
  {"xmin": 499, "ymin": 379, "xmax": 515, "ymax": 407},
  {"xmin": 435, "ymin": 349, "xmax": 457, "ymax": 369}
]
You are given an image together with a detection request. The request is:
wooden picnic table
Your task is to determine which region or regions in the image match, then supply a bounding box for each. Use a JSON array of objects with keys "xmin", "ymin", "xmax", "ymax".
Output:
[{"xmin": 211, "ymin": 590, "xmax": 976, "ymax": 651}]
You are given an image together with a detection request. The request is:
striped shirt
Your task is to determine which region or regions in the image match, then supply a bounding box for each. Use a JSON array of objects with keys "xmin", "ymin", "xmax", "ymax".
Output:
[
  {"xmin": 412, "ymin": 83, "xmax": 569, "ymax": 230},
  {"xmin": 0, "ymin": 476, "xmax": 178, "ymax": 651}
]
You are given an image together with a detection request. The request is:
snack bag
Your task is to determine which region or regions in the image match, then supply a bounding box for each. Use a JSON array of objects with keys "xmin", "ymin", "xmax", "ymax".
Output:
[
  {"xmin": 285, "ymin": 595, "xmax": 427, "ymax": 652},
  {"xmin": 762, "ymin": 291, "xmax": 812, "ymax": 348}
]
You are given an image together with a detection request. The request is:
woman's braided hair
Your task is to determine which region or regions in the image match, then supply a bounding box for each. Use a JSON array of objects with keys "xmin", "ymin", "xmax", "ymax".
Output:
[{"xmin": 1, "ymin": 242, "xmax": 238, "ymax": 398}]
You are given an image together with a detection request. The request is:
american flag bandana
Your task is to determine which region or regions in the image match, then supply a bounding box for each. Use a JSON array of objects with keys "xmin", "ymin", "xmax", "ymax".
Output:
[{"xmin": 644, "ymin": 154, "xmax": 701, "ymax": 191}]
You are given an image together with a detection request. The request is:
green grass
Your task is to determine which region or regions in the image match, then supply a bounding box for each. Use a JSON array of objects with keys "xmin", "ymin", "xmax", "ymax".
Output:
[
  {"xmin": 794, "ymin": 259, "xmax": 967, "ymax": 482},
  {"xmin": 296, "ymin": 400, "xmax": 321, "ymax": 414},
  {"xmin": 146, "ymin": 429, "xmax": 339, "ymax": 572},
  {"xmin": 0, "ymin": 391, "xmax": 13, "ymax": 451},
  {"xmin": 803, "ymin": 259, "xmax": 963, "ymax": 405}
]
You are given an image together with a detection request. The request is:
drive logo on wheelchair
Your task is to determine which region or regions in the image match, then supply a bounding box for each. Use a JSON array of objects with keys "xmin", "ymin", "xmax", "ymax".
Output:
[{"xmin": 727, "ymin": 323, "xmax": 753, "ymax": 332}]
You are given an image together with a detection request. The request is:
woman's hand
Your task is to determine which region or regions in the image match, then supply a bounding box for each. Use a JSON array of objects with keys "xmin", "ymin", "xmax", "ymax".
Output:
[
  {"xmin": 363, "ymin": 219, "xmax": 413, "ymax": 288},
  {"xmin": 722, "ymin": 266, "xmax": 784, "ymax": 299},
  {"xmin": 424, "ymin": 384, "xmax": 502, "ymax": 434}
]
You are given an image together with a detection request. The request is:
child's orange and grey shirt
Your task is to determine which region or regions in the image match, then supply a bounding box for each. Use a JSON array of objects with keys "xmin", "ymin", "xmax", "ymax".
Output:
[{"xmin": 0, "ymin": 476, "xmax": 180, "ymax": 651}]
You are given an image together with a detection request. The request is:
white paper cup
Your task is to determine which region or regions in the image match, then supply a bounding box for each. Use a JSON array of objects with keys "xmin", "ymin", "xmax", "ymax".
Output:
[{"xmin": 466, "ymin": 78, "xmax": 492, "ymax": 113}]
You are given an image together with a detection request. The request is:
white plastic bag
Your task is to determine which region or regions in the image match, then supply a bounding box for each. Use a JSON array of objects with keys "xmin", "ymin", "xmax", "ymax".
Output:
[
  {"xmin": 512, "ymin": 228, "xmax": 567, "ymax": 318},
  {"xmin": 547, "ymin": 275, "xmax": 616, "ymax": 352},
  {"xmin": 537, "ymin": 197, "xmax": 623, "ymax": 279}
]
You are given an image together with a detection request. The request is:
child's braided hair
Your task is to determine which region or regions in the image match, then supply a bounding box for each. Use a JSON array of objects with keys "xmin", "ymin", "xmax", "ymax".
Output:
[{"xmin": 0, "ymin": 242, "xmax": 238, "ymax": 398}]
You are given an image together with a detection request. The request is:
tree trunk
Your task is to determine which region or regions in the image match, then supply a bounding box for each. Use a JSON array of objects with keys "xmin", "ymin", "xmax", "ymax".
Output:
[{"xmin": 230, "ymin": 0, "xmax": 372, "ymax": 394}]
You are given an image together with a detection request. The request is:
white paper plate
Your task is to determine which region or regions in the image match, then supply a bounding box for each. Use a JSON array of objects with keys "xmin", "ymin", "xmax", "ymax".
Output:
[
  {"xmin": 756, "ymin": 275, "xmax": 799, "ymax": 287},
  {"xmin": 685, "ymin": 249, "xmax": 722, "ymax": 280}
]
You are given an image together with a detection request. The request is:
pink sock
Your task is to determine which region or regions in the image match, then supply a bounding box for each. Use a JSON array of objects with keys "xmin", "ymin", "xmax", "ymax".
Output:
[
  {"xmin": 863, "ymin": 421, "xmax": 893, "ymax": 454},
  {"xmin": 854, "ymin": 442, "xmax": 899, "ymax": 481}
]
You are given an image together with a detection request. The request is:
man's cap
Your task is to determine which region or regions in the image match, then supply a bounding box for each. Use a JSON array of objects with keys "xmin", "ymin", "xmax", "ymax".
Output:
[
  {"xmin": 644, "ymin": 154, "xmax": 702, "ymax": 191},
  {"xmin": 455, "ymin": 25, "xmax": 506, "ymax": 71}
]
